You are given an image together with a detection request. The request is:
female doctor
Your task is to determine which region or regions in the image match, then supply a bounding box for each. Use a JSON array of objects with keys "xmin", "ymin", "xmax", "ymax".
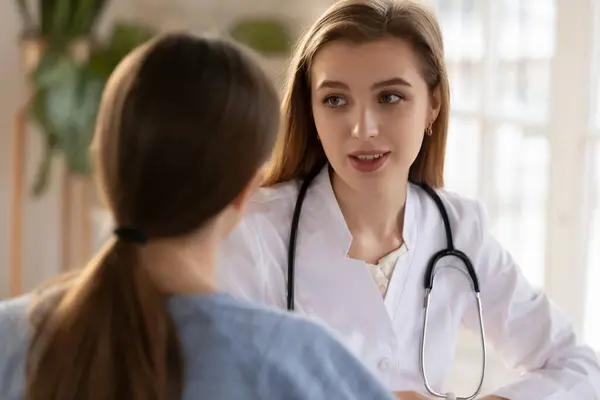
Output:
[{"xmin": 217, "ymin": 0, "xmax": 600, "ymax": 399}]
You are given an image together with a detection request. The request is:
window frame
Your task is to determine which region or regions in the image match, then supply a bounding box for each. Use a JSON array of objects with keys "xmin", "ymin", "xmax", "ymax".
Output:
[{"xmin": 438, "ymin": 0, "xmax": 596, "ymax": 343}]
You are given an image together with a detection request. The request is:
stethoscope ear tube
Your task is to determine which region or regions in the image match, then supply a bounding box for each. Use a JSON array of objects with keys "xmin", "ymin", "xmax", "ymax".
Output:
[
  {"xmin": 287, "ymin": 167, "xmax": 322, "ymax": 311},
  {"xmin": 416, "ymin": 180, "xmax": 480, "ymax": 293},
  {"xmin": 415, "ymin": 181, "xmax": 486, "ymax": 400},
  {"xmin": 424, "ymin": 249, "xmax": 480, "ymax": 293}
]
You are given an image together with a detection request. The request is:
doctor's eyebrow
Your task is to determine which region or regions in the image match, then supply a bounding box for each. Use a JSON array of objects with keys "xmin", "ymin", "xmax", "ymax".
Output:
[
  {"xmin": 371, "ymin": 77, "xmax": 412, "ymax": 89},
  {"xmin": 316, "ymin": 77, "xmax": 413, "ymax": 91},
  {"xmin": 316, "ymin": 80, "xmax": 350, "ymax": 90}
]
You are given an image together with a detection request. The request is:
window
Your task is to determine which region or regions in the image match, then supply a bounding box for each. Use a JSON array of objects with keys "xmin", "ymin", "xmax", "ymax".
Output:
[
  {"xmin": 435, "ymin": 0, "xmax": 555, "ymax": 288},
  {"xmin": 444, "ymin": 117, "xmax": 480, "ymax": 198},
  {"xmin": 492, "ymin": 125, "xmax": 549, "ymax": 285},
  {"xmin": 584, "ymin": 0, "xmax": 600, "ymax": 351},
  {"xmin": 585, "ymin": 142, "xmax": 600, "ymax": 350},
  {"xmin": 430, "ymin": 0, "xmax": 600, "ymax": 391},
  {"xmin": 435, "ymin": 0, "xmax": 600, "ymax": 353}
]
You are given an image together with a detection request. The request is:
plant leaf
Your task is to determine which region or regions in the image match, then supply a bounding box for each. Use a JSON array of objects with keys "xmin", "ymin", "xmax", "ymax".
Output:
[
  {"xmin": 106, "ymin": 22, "xmax": 155, "ymax": 61},
  {"xmin": 72, "ymin": 0, "xmax": 108, "ymax": 36},
  {"xmin": 32, "ymin": 49, "xmax": 72, "ymax": 87},
  {"xmin": 42, "ymin": 58, "xmax": 81, "ymax": 136},
  {"xmin": 28, "ymin": 88, "xmax": 61, "ymax": 196},
  {"xmin": 26, "ymin": 16, "xmax": 156, "ymax": 186},
  {"xmin": 31, "ymin": 132, "xmax": 58, "ymax": 197},
  {"xmin": 40, "ymin": 0, "xmax": 58, "ymax": 36},
  {"xmin": 62, "ymin": 72, "xmax": 104, "ymax": 174},
  {"xmin": 50, "ymin": 0, "xmax": 73, "ymax": 39},
  {"xmin": 229, "ymin": 19, "xmax": 292, "ymax": 55}
]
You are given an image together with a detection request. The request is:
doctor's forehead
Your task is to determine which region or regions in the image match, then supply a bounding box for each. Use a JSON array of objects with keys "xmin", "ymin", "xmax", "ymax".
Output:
[{"xmin": 309, "ymin": 38, "xmax": 425, "ymax": 90}]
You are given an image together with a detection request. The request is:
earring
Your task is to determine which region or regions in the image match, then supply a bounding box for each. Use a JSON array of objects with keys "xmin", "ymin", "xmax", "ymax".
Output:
[{"xmin": 426, "ymin": 122, "xmax": 433, "ymax": 136}]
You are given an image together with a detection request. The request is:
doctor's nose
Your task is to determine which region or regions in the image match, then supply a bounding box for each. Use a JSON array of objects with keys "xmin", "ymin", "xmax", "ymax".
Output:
[{"xmin": 351, "ymin": 108, "xmax": 379, "ymax": 140}]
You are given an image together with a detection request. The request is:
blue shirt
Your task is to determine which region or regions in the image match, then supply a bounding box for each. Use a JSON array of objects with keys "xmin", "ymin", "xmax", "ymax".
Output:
[{"xmin": 0, "ymin": 292, "xmax": 395, "ymax": 399}]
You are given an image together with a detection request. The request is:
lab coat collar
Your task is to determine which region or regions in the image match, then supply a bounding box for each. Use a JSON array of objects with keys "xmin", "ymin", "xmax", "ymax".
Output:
[{"xmin": 305, "ymin": 166, "xmax": 419, "ymax": 255}]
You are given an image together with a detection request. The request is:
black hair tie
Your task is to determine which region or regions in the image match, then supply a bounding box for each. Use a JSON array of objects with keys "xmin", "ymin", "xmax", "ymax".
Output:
[{"xmin": 114, "ymin": 227, "xmax": 148, "ymax": 244}]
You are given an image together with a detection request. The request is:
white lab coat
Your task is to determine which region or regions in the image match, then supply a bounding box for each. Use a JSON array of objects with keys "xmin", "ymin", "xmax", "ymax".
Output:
[{"xmin": 217, "ymin": 166, "xmax": 600, "ymax": 399}]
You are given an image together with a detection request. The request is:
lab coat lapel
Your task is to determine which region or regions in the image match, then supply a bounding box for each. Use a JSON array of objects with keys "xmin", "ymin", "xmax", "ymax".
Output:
[
  {"xmin": 384, "ymin": 183, "xmax": 419, "ymax": 319},
  {"xmin": 293, "ymin": 167, "xmax": 397, "ymax": 350}
]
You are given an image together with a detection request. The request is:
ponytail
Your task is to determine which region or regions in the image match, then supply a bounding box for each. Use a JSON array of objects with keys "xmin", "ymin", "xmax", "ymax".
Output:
[{"xmin": 26, "ymin": 239, "xmax": 184, "ymax": 400}]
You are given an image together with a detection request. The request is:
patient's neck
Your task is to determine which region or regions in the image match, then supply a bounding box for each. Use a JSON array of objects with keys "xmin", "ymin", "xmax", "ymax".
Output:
[{"xmin": 141, "ymin": 233, "xmax": 218, "ymax": 295}]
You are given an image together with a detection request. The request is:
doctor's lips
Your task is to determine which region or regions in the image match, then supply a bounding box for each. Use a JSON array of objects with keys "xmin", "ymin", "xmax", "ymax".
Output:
[{"xmin": 348, "ymin": 150, "xmax": 391, "ymax": 173}]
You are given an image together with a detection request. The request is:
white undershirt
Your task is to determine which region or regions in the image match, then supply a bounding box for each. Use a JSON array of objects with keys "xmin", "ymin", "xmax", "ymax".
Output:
[{"xmin": 365, "ymin": 244, "xmax": 407, "ymax": 297}]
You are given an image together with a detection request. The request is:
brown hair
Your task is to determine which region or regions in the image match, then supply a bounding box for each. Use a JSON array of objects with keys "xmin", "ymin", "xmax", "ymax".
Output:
[
  {"xmin": 25, "ymin": 33, "xmax": 280, "ymax": 400},
  {"xmin": 264, "ymin": 0, "xmax": 450, "ymax": 188}
]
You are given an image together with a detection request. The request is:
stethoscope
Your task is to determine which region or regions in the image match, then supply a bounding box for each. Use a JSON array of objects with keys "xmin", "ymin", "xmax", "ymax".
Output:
[{"xmin": 286, "ymin": 167, "xmax": 487, "ymax": 400}]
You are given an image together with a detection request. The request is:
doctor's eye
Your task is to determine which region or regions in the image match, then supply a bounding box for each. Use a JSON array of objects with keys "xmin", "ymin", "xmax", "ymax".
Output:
[
  {"xmin": 323, "ymin": 95, "xmax": 347, "ymax": 108},
  {"xmin": 379, "ymin": 92, "xmax": 403, "ymax": 104}
]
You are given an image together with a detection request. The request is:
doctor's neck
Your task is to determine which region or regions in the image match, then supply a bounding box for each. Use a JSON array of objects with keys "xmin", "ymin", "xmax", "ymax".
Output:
[
  {"xmin": 140, "ymin": 224, "xmax": 222, "ymax": 295},
  {"xmin": 331, "ymin": 171, "xmax": 408, "ymax": 262}
]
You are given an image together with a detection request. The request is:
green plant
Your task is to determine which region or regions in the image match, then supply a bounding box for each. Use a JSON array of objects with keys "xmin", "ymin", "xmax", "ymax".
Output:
[
  {"xmin": 14, "ymin": 0, "xmax": 155, "ymax": 196},
  {"xmin": 229, "ymin": 18, "xmax": 292, "ymax": 56}
]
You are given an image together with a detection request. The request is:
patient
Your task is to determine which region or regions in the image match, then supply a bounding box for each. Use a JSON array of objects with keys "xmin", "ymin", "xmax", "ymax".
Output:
[{"xmin": 0, "ymin": 33, "xmax": 396, "ymax": 400}]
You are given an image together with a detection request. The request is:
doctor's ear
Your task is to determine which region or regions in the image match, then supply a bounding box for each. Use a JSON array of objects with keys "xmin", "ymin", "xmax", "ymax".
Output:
[{"xmin": 429, "ymin": 85, "xmax": 441, "ymax": 122}]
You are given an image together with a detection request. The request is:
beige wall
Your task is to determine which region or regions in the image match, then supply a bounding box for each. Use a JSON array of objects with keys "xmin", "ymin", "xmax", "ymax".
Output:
[{"xmin": 0, "ymin": 1, "xmax": 23, "ymax": 299}]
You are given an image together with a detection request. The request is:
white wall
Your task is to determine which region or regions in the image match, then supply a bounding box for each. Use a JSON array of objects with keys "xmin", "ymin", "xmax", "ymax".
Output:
[
  {"xmin": 0, "ymin": 0, "xmax": 25, "ymax": 299},
  {"xmin": 0, "ymin": 0, "xmax": 66, "ymax": 299}
]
